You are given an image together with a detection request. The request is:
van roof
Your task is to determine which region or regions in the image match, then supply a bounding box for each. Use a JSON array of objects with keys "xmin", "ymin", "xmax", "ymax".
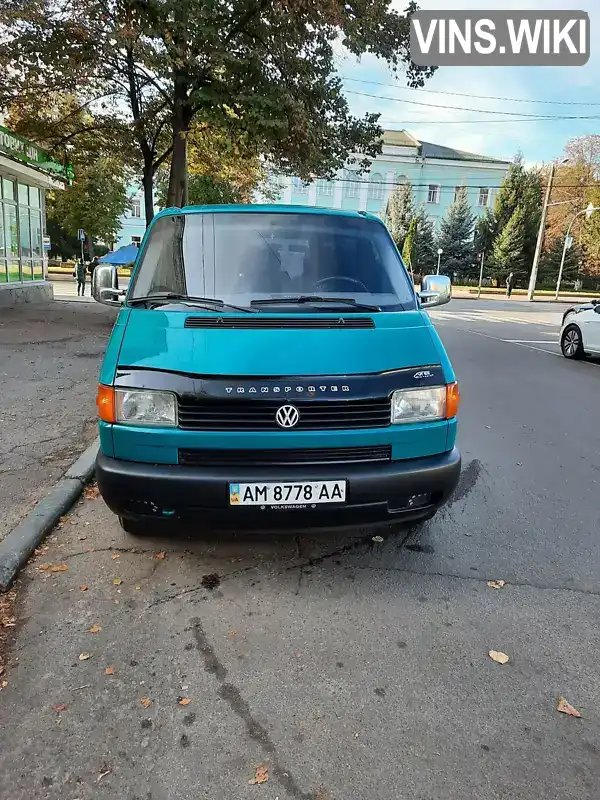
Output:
[{"xmin": 153, "ymin": 204, "xmax": 382, "ymax": 223}]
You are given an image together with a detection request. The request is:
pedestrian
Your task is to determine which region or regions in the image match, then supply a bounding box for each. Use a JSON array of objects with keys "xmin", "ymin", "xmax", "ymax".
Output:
[
  {"xmin": 506, "ymin": 271, "xmax": 515, "ymax": 298},
  {"xmin": 88, "ymin": 256, "xmax": 99, "ymax": 279},
  {"xmin": 75, "ymin": 258, "xmax": 87, "ymax": 296}
]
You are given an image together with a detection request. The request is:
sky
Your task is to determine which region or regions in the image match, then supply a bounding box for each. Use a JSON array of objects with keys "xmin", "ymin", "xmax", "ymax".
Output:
[{"xmin": 338, "ymin": 0, "xmax": 599, "ymax": 164}]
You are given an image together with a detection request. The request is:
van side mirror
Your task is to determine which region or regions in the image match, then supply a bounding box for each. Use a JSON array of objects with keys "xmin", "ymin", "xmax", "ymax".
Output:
[
  {"xmin": 419, "ymin": 274, "xmax": 451, "ymax": 308},
  {"xmin": 92, "ymin": 264, "xmax": 124, "ymax": 307}
]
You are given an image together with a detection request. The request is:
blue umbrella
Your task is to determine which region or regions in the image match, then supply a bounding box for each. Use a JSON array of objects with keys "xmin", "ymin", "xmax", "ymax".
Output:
[{"xmin": 98, "ymin": 244, "xmax": 140, "ymax": 265}]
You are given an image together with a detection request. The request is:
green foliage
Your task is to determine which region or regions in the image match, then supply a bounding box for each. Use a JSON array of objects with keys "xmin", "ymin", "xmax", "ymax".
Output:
[
  {"xmin": 413, "ymin": 204, "xmax": 436, "ymax": 273},
  {"xmin": 493, "ymin": 154, "xmax": 543, "ymax": 269},
  {"xmin": 0, "ymin": 0, "xmax": 435, "ymax": 209},
  {"xmin": 385, "ymin": 182, "xmax": 415, "ymax": 248},
  {"xmin": 401, "ymin": 216, "xmax": 418, "ymax": 271},
  {"xmin": 47, "ymin": 156, "xmax": 130, "ymax": 246},
  {"xmin": 491, "ymin": 206, "xmax": 527, "ymax": 280},
  {"xmin": 435, "ymin": 187, "xmax": 476, "ymax": 275},
  {"xmin": 474, "ymin": 208, "xmax": 496, "ymax": 257},
  {"xmin": 539, "ymin": 235, "xmax": 582, "ymax": 285}
]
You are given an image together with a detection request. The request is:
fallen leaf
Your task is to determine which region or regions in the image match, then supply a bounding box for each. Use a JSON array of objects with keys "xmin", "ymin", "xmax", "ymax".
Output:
[
  {"xmin": 78, "ymin": 535, "xmax": 87, "ymax": 541},
  {"xmin": 88, "ymin": 624, "xmax": 102, "ymax": 633},
  {"xmin": 295, "ymin": 652, "xmax": 301, "ymax": 658},
  {"xmin": 372, "ymin": 535, "xmax": 384, "ymax": 543},
  {"xmin": 557, "ymin": 696, "xmax": 581, "ymax": 717},
  {"xmin": 488, "ymin": 650, "xmax": 509, "ymax": 665},
  {"xmin": 111, "ymin": 553, "xmax": 120, "ymax": 560},
  {"xmin": 141, "ymin": 696, "xmax": 152, "ymax": 708},
  {"xmin": 79, "ymin": 652, "xmax": 91, "ymax": 661},
  {"xmin": 135, "ymin": 586, "xmax": 141, "ymax": 591},
  {"xmin": 0, "ymin": 680, "xmax": 8, "ymax": 688},
  {"xmin": 487, "ymin": 580, "xmax": 506, "ymax": 589},
  {"xmin": 80, "ymin": 585, "xmax": 88, "ymax": 592},
  {"xmin": 84, "ymin": 484, "xmax": 100, "ymax": 500},
  {"xmin": 113, "ymin": 578, "xmax": 122, "ymax": 586},
  {"xmin": 96, "ymin": 768, "xmax": 111, "ymax": 782},
  {"xmin": 249, "ymin": 765, "xmax": 269, "ymax": 785},
  {"xmin": 153, "ymin": 551, "xmax": 166, "ymax": 560},
  {"xmin": 0, "ymin": 666, "xmax": 4, "ymax": 676},
  {"xmin": 1, "ymin": 616, "xmax": 16, "ymax": 628},
  {"xmin": 104, "ymin": 666, "xmax": 115, "ymax": 675},
  {"xmin": 52, "ymin": 704, "xmax": 67, "ymax": 712},
  {"xmin": 229, "ymin": 630, "xmax": 238, "ymax": 638},
  {"xmin": 178, "ymin": 697, "xmax": 191, "ymax": 706},
  {"xmin": 38, "ymin": 563, "xmax": 68, "ymax": 573}
]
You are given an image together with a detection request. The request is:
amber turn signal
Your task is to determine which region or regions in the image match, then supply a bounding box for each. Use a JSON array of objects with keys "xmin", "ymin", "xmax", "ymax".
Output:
[
  {"xmin": 445, "ymin": 382, "xmax": 460, "ymax": 419},
  {"xmin": 96, "ymin": 384, "xmax": 115, "ymax": 423}
]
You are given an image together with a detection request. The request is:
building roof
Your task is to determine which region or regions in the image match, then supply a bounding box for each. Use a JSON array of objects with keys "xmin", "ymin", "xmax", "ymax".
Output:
[
  {"xmin": 381, "ymin": 128, "xmax": 510, "ymax": 165},
  {"xmin": 382, "ymin": 129, "xmax": 420, "ymax": 148},
  {"xmin": 416, "ymin": 139, "xmax": 510, "ymax": 165}
]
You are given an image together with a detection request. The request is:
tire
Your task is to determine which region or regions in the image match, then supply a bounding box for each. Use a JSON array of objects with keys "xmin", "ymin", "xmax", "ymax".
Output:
[
  {"xmin": 561, "ymin": 324, "xmax": 585, "ymax": 359},
  {"xmin": 118, "ymin": 515, "xmax": 146, "ymax": 536}
]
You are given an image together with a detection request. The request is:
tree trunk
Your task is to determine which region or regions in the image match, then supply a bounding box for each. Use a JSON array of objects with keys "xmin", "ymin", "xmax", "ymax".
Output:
[
  {"xmin": 142, "ymin": 160, "xmax": 154, "ymax": 226},
  {"xmin": 167, "ymin": 121, "xmax": 188, "ymax": 208},
  {"xmin": 86, "ymin": 234, "xmax": 95, "ymax": 259}
]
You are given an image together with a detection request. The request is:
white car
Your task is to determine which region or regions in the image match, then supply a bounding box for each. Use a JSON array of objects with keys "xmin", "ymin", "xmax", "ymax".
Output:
[{"xmin": 560, "ymin": 300, "xmax": 600, "ymax": 359}]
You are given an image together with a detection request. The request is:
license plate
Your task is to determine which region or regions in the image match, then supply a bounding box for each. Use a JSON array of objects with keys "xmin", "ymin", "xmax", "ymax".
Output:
[{"xmin": 229, "ymin": 481, "xmax": 346, "ymax": 507}]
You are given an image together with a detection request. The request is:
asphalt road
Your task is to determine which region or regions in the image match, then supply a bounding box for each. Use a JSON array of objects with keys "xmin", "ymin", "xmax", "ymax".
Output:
[{"xmin": 1, "ymin": 298, "xmax": 599, "ymax": 800}]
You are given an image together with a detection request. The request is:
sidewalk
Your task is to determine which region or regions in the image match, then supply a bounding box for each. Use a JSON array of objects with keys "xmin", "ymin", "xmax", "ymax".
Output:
[{"xmin": 0, "ymin": 301, "xmax": 117, "ymax": 541}]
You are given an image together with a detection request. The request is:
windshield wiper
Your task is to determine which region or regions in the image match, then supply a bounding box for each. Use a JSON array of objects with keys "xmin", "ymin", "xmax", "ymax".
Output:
[
  {"xmin": 128, "ymin": 294, "xmax": 254, "ymax": 313},
  {"xmin": 250, "ymin": 295, "xmax": 382, "ymax": 312}
]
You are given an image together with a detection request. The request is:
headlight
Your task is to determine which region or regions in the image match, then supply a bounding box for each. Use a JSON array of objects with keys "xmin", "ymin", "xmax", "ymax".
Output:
[
  {"xmin": 115, "ymin": 389, "xmax": 177, "ymax": 427},
  {"xmin": 391, "ymin": 386, "xmax": 446, "ymax": 424}
]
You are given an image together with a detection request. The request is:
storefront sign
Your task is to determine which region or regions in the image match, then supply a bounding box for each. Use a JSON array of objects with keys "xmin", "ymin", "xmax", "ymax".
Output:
[{"xmin": 0, "ymin": 125, "xmax": 74, "ymax": 184}]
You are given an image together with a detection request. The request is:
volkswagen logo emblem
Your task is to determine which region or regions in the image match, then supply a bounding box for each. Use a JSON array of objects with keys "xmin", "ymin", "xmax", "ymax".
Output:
[{"xmin": 275, "ymin": 405, "xmax": 300, "ymax": 429}]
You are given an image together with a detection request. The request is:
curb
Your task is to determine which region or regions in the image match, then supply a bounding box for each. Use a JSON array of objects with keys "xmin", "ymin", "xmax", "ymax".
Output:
[{"xmin": 0, "ymin": 438, "xmax": 99, "ymax": 592}]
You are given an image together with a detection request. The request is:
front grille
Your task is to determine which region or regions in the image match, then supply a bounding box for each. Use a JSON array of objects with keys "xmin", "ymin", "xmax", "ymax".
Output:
[
  {"xmin": 177, "ymin": 397, "xmax": 391, "ymax": 431},
  {"xmin": 184, "ymin": 316, "xmax": 375, "ymax": 329},
  {"xmin": 179, "ymin": 445, "xmax": 391, "ymax": 467}
]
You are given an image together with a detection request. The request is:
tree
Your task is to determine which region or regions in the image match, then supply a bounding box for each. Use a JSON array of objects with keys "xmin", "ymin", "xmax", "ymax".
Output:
[
  {"xmin": 413, "ymin": 204, "xmax": 436, "ymax": 273},
  {"xmin": 401, "ymin": 216, "xmax": 418, "ymax": 273},
  {"xmin": 1, "ymin": 0, "xmax": 436, "ymax": 210},
  {"xmin": 385, "ymin": 182, "xmax": 415, "ymax": 248},
  {"xmin": 493, "ymin": 154, "xmax": 543, "ymax": 269},
  {"xmin": 435, "ymin": 187, "xmax": 475, "ymax": 275},
  {"xmin": 491, "ymin": 206, "xmax": 526, "ymax": 281},
  {"xmin": 538, "ymin": 235, "xmax": 582, "ymax": 286},
  {"xmin": 474, "ymin": 208, "xmax": 496, "ymax": 258},
  {"xmin": 47, "ymin": 157, "xmax": 130, "ymax": 253}
]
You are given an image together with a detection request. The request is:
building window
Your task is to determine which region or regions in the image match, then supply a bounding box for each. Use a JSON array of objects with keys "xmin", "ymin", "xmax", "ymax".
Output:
[
  {"xmin": 292, "ymin": 177, "xmax": 308, "ymax": 195},
  {"xmin": 317, "ymin": 179, "xmax": 333, "ymax": 197},
  {"xmin": 131, "ymin": 236, "xmax": 142, "ymax": 246},
  {"xmin": 368, "ymin": 173, "xmax": 384, "ymax": 201},
  {"xmin": 427, "ymin": 184, "xmax": 440, "ymax": 204},
  {"xmin": 0, "ymin": 179, "xmax": 44, "ymax": 284},
  {"xmin": 478, "ymin": 187, "xmax": 490, "ymax": 207},
  {"xmin": 343, "ymin": 171, "xmax": 361, "ymax": 199},
  {"xmin": 396, "ymin": 173, "xmax": 408, "ymax": 185},
  {"xmin": 131, "ymin": 197, "xmax": 142, "ymax": 218}
]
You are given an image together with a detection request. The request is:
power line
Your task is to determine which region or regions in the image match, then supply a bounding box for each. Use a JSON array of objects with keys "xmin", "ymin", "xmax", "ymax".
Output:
[
  {"xmin": 345, "ymin": 89, "xmax": 600, "ymax": 122},
  {"xmin": 340, "ymin": 76, "xmax": 600, "ymax": 107}
]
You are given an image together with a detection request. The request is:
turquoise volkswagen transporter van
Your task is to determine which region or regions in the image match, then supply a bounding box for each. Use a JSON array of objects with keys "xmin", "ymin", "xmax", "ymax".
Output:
[{"xmin": 93, "ymin": 205, "xmax": 460, "ymax": 534}]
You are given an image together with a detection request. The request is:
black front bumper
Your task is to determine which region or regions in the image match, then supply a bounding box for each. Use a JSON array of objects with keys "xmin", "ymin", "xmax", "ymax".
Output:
[{"xmin": 96, "ymin": 448, "xmax": 461, "ymax": 532}]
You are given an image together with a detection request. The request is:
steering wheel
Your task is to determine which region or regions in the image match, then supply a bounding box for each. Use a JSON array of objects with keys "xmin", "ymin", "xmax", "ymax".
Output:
[{"xmin": 313, "ymin": 276, "xmax": 369, "ymax": 293}]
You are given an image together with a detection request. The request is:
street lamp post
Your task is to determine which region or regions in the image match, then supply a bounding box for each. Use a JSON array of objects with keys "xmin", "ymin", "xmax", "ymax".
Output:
[
  {"xmin": 477, "ymin": 251, "xmax": 485, "ymax": 299},
  {"xmin": 436, "ymin": 248, "xmax": 443, "ymax": 275},
  {"xmin": 555, "ymin": 203, "xmax": 599, "ymax": 300}
]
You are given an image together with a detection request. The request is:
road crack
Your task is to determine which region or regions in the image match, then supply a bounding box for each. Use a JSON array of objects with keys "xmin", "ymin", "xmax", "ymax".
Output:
[{"xmin": 191, "ymin": 616, "xmax": 314, "ymax": 800}]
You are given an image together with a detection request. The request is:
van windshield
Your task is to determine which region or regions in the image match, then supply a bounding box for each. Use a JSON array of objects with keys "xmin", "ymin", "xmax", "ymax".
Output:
[{"xmin": 129, "ymin": 211, "xmax": 416, "ymax": 312}]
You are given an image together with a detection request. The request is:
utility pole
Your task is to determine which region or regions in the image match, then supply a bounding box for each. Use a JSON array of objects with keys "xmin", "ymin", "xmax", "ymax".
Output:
[{"xmin": 527, "ymin": 162, "xmax": 555, "ymax": 301}]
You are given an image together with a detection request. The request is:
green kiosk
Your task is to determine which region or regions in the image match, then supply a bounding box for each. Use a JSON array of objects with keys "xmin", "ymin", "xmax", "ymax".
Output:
[{"xmin": 0, "ymin": 125, "xmax": 72, "ymax": 306}]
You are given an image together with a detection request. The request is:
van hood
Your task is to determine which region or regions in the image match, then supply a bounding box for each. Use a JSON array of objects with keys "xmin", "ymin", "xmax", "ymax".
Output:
[{"xmin": 117, "ymin": 309, "xmax": 441, "ymax": 377}]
